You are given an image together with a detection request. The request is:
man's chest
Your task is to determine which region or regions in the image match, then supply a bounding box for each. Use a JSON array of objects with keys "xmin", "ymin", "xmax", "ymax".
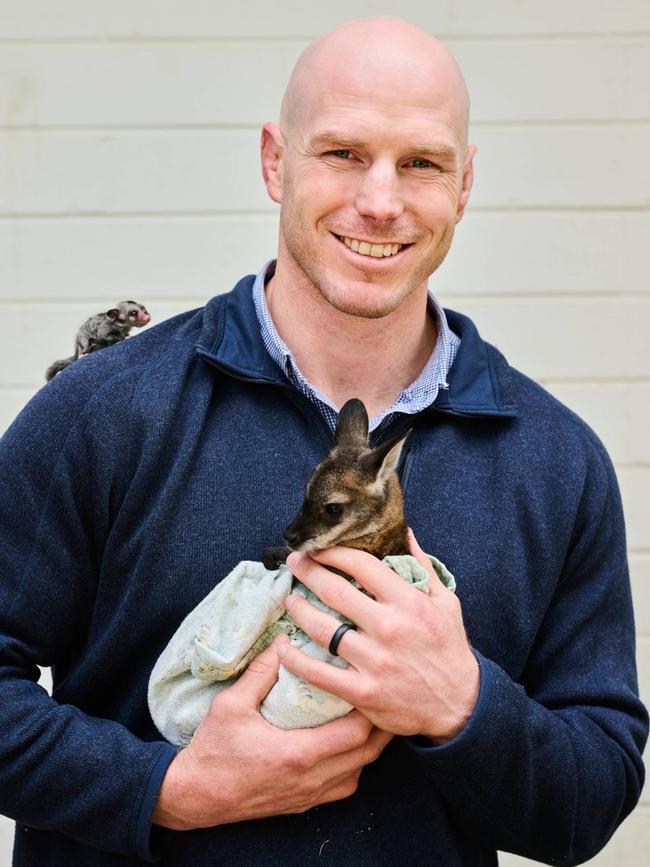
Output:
[{"xmin": 95, "ymin": 390, "xmax": 569, "ymax": 687}]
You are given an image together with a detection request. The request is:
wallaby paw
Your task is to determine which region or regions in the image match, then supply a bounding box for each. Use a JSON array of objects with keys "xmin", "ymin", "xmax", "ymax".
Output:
[{"xmin": 261, "ymin": 546, "xmax": 291, "ymax": 570}]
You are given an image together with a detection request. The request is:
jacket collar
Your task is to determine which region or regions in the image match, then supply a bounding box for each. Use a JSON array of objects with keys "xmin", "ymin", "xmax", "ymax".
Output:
[
  {"xmin": 436, "ymin": 309, "xmax": 518, "ymax": 418},
  {"xmin": 196, "ymin": 275, "xmax": 518, "ymax": 419}
]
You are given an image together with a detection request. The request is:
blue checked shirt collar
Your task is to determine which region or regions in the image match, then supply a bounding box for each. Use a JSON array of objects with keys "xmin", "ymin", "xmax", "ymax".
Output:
[{"xmin": 252, "ymin": 259, "xmax": 460, "ymax": 434}]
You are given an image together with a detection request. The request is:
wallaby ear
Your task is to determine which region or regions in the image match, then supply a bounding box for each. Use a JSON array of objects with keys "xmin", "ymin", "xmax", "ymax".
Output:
[
  {"xmin": 335, "ymin": 399, "xmax": 369, "ymax": 448},
  {"xmin": 362, "ymin": 430, "xmax": 411, "ymax": 489}
]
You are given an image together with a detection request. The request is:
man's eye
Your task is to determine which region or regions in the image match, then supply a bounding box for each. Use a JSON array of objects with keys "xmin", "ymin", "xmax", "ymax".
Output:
[
  {"xmin": 324, "ymin": 503, "xmax": 344, "ymax": 517},
  {"xmin": 409, "ymin": 158, "xmax": 437, "ymax": 169},
  {"xmin": 329, "ymin": 150, "xmax": 352, "ymax": 159}
]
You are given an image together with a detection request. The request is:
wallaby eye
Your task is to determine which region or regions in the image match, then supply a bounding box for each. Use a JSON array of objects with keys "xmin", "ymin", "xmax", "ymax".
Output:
[{"xmin": 324, "ymin": 503, "xmax": 344, "ymax": 518}]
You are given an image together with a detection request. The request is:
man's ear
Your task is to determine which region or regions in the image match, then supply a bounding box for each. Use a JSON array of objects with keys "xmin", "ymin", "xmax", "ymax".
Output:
[
  {"xmin": 455, "ymin": 143, "xmax": 477, "ymax": 224},
  {"xmin": 261, "ymin": 122, "xmax": 286, "ymax": 204}
]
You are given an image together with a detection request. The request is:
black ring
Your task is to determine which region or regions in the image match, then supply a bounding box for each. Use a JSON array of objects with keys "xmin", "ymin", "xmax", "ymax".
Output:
[{"xmin": 328, "ymin": 622, "xmax": 357, "ymax": 657}]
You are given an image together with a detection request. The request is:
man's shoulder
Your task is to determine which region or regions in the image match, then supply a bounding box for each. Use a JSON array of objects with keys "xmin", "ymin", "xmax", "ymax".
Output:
[
  {"xmin": 484, "ymin": 340, "xmax": 615, "ymax": 484},
  {"xmin": 48, "ymin": 305, "xmax": 200, "ymax": 395},
  {"xmin": 444, "ymin": 307, "xmax": 608, "ymax": 462},
  {"xmin": 3, "ymin": 294, "xmax": 231, "ymax": 454}
]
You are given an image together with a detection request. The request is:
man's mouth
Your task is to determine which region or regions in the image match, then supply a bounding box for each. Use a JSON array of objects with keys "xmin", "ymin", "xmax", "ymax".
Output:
[{"xmin": 334, "ymin": 233, "xmax": 411, "ymax": 259}]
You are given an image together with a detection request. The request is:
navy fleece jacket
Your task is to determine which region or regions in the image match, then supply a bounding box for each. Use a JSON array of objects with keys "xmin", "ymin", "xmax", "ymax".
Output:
[{"xmin": 0, "ymin": 275, "xmax": 646, "ymax": 866}]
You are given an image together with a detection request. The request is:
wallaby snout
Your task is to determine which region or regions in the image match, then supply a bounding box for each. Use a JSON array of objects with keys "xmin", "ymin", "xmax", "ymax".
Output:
[{"xmin": 283, "ymin": 520, "xmax": 303, "ymax": 549}]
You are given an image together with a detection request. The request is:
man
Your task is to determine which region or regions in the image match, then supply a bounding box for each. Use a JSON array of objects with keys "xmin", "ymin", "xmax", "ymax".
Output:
[{"xmin": 0, "ymin": 17, "xmax": 646, "ymax": 867}]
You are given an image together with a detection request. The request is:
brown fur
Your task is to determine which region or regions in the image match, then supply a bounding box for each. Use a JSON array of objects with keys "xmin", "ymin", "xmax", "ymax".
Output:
[{"xmin": 283, "ymin": 399, "xmax": 410, "ymax": 559}]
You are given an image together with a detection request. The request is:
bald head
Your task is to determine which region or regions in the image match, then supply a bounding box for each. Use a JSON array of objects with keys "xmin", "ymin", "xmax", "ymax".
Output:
[{"xmin": 280, "ymin": 17, "xmax": 470, "ymax": 150}]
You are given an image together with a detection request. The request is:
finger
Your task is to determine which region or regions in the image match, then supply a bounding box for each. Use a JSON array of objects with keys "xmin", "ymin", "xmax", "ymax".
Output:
[
  {"xmin": 406, "ymin": 527, "xmax": 444, "ymax": 595},
  {"xmin": 309, "ymin": 729, "xmax": 391, "ymax": 806},
  {"xmin": 226, "ymin": 635, "xmax": 289, "ymax": 709},
  {"xmin": 300, "ymin": 547, "xmax": 409, "ymax": 603},
  {"xmin": 284, "ymin": 593, "xmax": 365, "ymax": 666},
  {"xmin": 278, "ymin": 641, "xmax": 360, "ymax": 707},
  {"xmin": 307, "ymin": 727, "xmax": 393, "ymax": 796},
  {"xmin": 287, "ymin": 551, "xmax": 384, "ymax": 627},
  {"xmin": 306, "ymin": 727, "xmax": 394, "ymax": 804},
  {"xmin": 299, "ymin": 771, "xmax": 361, "ymax": 811},
  {"xmin": 287, "ymin": 551, "xmax": 379, "ymax": 625},
  {"xmin": 290, "ymin": 709, "xmax": 375, "ymax": 765}
]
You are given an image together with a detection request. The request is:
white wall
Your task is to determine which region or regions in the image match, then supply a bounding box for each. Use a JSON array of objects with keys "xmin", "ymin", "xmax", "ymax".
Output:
[{"xmin": 0, "ymin": 1, "xmax": 648, "ymax": 863}]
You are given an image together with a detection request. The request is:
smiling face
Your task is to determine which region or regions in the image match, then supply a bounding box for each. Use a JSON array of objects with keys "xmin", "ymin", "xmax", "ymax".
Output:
[{"xmin": 261, "ymin": 18, "xmax": 476, "ymax": 320}]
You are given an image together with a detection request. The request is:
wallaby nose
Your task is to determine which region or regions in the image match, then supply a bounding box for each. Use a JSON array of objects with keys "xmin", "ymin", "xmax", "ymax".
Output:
[{"xmin": 284, "ymin": 523, "xmax": 301, "ymax": 547}]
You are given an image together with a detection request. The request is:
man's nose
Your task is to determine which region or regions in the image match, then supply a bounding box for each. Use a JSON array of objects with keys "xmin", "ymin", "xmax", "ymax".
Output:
[{"xmin": 354, "ymin": 163, "xmax": 404, "ymax": 223}]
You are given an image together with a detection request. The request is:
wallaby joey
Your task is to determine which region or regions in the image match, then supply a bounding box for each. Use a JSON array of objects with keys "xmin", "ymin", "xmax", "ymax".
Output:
[{"xmin": 262, "ymin": 398, "xmax": 410, "ymax": 569}]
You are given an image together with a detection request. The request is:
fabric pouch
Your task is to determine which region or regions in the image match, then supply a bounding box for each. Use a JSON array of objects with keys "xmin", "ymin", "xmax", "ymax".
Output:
[{"xmin": 148, "ymin": 553, "xmax": 455, "ymax": 745}]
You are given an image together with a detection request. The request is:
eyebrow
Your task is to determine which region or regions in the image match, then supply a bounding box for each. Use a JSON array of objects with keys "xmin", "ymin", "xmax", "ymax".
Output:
[{"xmin": 310, "ymin": 130, "xmax": 459, "ymax": 163}]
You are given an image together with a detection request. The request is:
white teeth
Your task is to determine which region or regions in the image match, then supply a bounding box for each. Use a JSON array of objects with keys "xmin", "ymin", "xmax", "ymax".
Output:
[{"xmin": 338, "ymin": 235, "xmax": 403, "ymax": 258}]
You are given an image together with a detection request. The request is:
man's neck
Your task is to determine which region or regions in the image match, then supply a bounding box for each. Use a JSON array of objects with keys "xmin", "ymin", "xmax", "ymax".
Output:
[{"xmin": 264, "ymin": 264, "xmax": 438, "ymax": 420}]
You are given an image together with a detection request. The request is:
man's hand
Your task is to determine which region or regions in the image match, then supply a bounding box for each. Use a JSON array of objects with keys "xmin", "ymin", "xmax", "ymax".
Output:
[
  {"xmin": 153, "ymin": 636, "xmax": 393, "ymax": 830},
  {"xmin": 277, "ymin": 529, "xmax": 480, "ymax": 743}
]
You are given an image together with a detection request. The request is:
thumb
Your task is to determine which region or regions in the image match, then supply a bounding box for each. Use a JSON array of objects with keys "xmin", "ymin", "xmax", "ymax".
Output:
[{"xmin": 229, "ymin": 635, "xmax": 289, "ymax": 709}]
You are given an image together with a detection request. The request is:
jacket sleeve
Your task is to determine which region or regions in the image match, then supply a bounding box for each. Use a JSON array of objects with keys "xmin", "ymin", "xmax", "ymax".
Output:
[
  {"xmin": 0, "ymin": 371, "xmax": 177, "ymax": 860},
  {"xmin": 407, "ymin": 432, "xmax": 648, "ymax": 866}
]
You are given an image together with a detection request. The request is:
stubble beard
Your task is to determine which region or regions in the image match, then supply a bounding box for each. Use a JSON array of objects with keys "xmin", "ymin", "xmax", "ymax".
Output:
[{"xmin": 279, "ymin": 198, "xmax": 456, "ymax": 321}]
